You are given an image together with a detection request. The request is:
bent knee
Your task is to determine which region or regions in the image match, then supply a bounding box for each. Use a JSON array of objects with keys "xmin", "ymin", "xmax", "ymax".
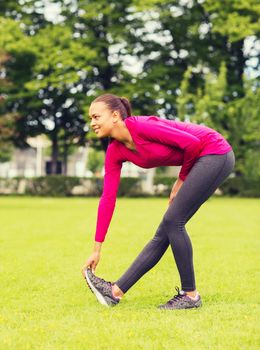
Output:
[{"xmin": 162, "ymin": 215, "xmax": 186, "ymax": 228}]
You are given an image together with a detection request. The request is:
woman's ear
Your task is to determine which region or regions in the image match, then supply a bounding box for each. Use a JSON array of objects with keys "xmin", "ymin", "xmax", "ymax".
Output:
[{"xmin": 112, "ymin": 110, "xmax": 121, "ymax": 123}]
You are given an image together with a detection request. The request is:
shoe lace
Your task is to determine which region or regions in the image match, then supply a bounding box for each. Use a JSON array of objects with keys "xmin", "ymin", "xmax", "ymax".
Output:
[
  {"xmin": 168, "ymin": 286, "xmax": 186, "ymax": 304},
  {"xmin": 91, "ymin": 272, "xmax": 113, "ymax": 294}
]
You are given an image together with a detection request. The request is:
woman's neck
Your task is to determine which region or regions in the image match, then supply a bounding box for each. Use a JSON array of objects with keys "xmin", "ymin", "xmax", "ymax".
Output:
[{"xmin": 110, "ymin": 120, "xmax": 135, "ymax": 149}]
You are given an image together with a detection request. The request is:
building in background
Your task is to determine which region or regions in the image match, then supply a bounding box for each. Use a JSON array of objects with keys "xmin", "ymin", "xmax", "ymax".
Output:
[{"xmin": 0, "ymin": 135, "xmax": 180, "ymax": 195}]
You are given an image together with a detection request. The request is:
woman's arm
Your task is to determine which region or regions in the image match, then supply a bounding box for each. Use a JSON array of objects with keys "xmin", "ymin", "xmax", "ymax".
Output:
[
  {"xmin": 169, "ymin": 178, "xmax": 184, "ymax": 205},
  {"xmin": 82, "ymin": 242, "xmax": 102, "ymax": 274},
  {"xmin": 82, "ymin": 145, "xmax": 123, "ymax": 273},
  {"xmin": 95, "ymin": 145, "xmax": 123, "ymax": 242},
  {"xmin": 94, "ymin": 241, "xmax": 102, "ymax": 253}
]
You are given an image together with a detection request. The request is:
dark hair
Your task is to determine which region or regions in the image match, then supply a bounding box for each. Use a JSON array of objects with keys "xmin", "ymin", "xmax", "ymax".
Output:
[{"xmin": 92, "ymin": 93, "xmax": 132, "ymax": 120}]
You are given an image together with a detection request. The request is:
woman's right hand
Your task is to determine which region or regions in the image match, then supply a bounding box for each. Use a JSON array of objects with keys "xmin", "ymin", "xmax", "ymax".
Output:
[
  {"xmin": 82, "ymin": 251, "xmax": 101, "ymax": 275},
  {"xmin": 168, "ymin": 178, "xmax": 184, "ymax": 205}
]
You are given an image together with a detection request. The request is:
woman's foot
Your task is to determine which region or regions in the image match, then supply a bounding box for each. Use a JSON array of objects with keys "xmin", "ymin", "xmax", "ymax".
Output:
[
  {"xmin": 158, "ymin": 286, "xmax": 202, "ymax": 310},
  {"xmin": 112, "ymin": 284, "xmax": 124, "ymax": 299},
  {"xmin": 83, "ymin": 268, "xmax": 121, "ymax": 307}
]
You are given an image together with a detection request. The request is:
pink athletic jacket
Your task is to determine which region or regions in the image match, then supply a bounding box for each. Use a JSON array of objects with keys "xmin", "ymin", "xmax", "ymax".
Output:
[{"xmin": 94, "ymin": 116, "xmax": 232, "ymax": 242}]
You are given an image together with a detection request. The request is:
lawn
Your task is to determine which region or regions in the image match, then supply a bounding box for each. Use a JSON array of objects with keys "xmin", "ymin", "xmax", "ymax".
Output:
[{"xmin": 0, "ymin": 196, "xmax": 259, "ymax": 350}]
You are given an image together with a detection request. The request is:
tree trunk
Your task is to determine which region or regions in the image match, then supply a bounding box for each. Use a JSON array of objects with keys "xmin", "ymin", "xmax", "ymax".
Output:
[
  {"xmin": 63, "ymin": 140, "xmax": 68, "ymax": 175},
  {"xmin": 51, "ymin": 129, "xmax": 58, "ymax": 174},
  {"xmin": 227, "ymin": 39, "xmax": 245, "ymax": 98}
]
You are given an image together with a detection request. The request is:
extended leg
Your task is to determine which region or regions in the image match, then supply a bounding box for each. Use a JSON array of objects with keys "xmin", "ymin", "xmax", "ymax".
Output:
[{"xmin": 115, "ymin": 220, "xmax": 169, "ymax": 294}]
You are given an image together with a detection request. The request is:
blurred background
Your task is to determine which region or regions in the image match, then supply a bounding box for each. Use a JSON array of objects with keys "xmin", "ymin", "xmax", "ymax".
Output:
[{"xmin": 0, "ymin": 0, "xmax": 259, "ymax": 197}]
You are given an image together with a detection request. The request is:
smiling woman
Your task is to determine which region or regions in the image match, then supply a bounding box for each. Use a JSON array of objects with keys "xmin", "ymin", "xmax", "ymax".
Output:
[
  {"xmin": 88, "ymin": 94, "xmax": 136, "ymax": 150},
  {"xmin": 82, "ymin": 92, "xmax": 235, "ymax": 310},
  {"xmin": 90, "ymin": 94, "xmax": 132, "ymax": 121}
]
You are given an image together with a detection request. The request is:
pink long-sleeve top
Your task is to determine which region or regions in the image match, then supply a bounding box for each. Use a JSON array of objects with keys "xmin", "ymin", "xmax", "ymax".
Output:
[{"xmin": 95, "ymin": 116, "xmax": 232, "ymax": 242}]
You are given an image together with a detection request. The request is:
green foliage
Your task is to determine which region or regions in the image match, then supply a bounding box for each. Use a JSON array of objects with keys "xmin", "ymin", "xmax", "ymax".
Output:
[
  {"xmin": 0, "ymin": 143, "xmax": 13, "ymax": 163},
  {"xmin": 25, "ymin": 175, "xmax": 81, "ymax": 197},
  {"xmin": 1, "ymin": 174, "xmax": 260, "ymax": 197},
  {"xmin": 220, "ymin": 177, "xmax": 260, "ymax": 197},
  {"xmin": 25, "ymin": 24, "xmax": 96, "ymax": 90},
  {"xmin": 117, "ymin": 177, "xmax": 141, "ymax": 196},
  {"xmin": 0, "ymin": 18, "xmax": 35, "ymax": 90},
  {"xmin": 0, "ymin": 0, "xmax": 46, "ymax": 31},
  {"xmin": 177, "ymin": 67, "xmax": 194, "ymax": 120},
  {"xmin": 155, "ymin": 166, "xmax": 168, "ymax": 175},
  {"xmin": 0, "ymin": 17, "xmax": 29, "ymax": 48},
  {"xmin": 0, "ymin": 109, "xmax": 18, "ymax": 163},
  {"xmin": 0, "ymin": 17, "xmax": 94, "ymax": 170},
  {"xmin": 153, "ymin": 175, "xmax": 177, "ymax": 196},
  {"xmin": 86, "ymin": 148, "xmax": 105, "ymax": 174},
  {"xmin": 127, "ymin": 0, "xmax": 259, "ymax": 115},
  {"xmin": 0, "ymin": 176, "xmax": 144, "ymax": 197},
  {"xmin": 203, "ymin": 0, "xmax": 260, "ymax": 42},
  {"xmin": 226, "ymin": 86, "xmax": 260, "ymax": 177},
  {"xmin": 177, "ymin": 62, "xmax": 260, "ymax": 180},
  {"xmin": 194, "ymin": 62, "xmax": 228, "ymax": 135},
  {"xmin": 1, "ymin": 0, "xmax": 259, "ymax": 175},
  {"xmin": 154, "ymin": 175, "xmax": 177, "ymax": 188}
]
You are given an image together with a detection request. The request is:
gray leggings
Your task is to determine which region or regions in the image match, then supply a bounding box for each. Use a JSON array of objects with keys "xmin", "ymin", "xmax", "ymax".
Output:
[{"xmin": 115, "ymin": 150, "xmax": 235, "ymax": 293}]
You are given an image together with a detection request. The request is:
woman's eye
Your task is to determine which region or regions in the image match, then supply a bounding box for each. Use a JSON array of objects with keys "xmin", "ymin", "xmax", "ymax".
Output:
[{"xmin": 89, "ymin": 115, "xmax": 100, "ymax": 121}]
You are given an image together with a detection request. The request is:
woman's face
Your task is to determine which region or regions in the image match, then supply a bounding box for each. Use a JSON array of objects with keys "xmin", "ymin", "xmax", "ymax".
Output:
[{"xmin": 89, "ymin": 101, "xmax": 119, "ymax": 138}]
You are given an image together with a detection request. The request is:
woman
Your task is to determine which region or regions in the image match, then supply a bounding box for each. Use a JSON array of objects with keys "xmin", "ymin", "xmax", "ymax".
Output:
[{"xmin": 82, "ymin": 93, "xmax": 235, "ymax": 309}]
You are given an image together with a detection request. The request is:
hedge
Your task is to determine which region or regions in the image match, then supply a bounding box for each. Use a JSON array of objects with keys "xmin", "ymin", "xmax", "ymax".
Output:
[
  {"xmin": 0, "ymin": 175, "xmax": 259, "ymax": 197},
  {"xmin": 0, "ymin": 176, "xmax": 142, "ymax": 197},
  {"xmin": 219, "ymin": 177, "xmax": 260, "ymax": 197},
  {"xmin": 154, "ymin": 175, "xmax": 260, "ymax": 197},
  {"xmin": 25, "ymin": 176, "xmax": 81, "ymax": 197}
]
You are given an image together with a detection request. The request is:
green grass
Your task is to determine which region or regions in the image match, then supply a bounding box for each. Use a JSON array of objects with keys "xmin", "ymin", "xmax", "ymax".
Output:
[{"xmin": 0, "ymin": 196, "xmax": 259, "ymax": 350}]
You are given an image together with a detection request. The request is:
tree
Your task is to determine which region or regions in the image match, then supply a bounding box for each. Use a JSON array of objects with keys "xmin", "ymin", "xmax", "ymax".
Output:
[
  {"xmin": 125, "ymin": 0, "xmax": 260, "ymax": 116},
  {"xmin": 0, "ymin": 112, "xmax": 17, "ymax": 163},
  {"xmin": 86, "ymin": 148, "xmax": 105, "ymax": 175},
  {"xmin": 203, "ymin": 0, "xmax": 260, "ymax": 98},
  {"xmin": 1, "ymin": 0, "xmax": 142, "ymax": 165},
  {"xmin": 176, "ymin": 63, "xmax": 260, "ymax": 179},
  {"xmin": 61, "ymin": 0, "xmax": 141, "ymax": 150},
  {"xmin": 1, "ymin": 0, "xmax": 259, "ymax": 175},
  {"xmin": 0, "ymin": 16, "xmax": 96, "ymax": 174},
  {"xmin": 224, "ymin": 83, "xmax": 260, "ymax": 178},
  {"xmin": 0, "ymin": 18, "xmax": 33, "ymax": 162},
  {"xmin": 23, "ymin": 24, "xmax": 96, "ymax": 174},
  {"xmin": 0, "ymin": 0, "xmax": 48, "ymax": 32}
]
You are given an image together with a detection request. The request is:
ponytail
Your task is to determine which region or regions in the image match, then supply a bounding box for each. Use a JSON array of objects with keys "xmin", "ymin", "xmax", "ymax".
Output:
[
  {"xmin": 92, "ymin": 93, "xmax": 132, "ymax": 120},
  {"xmin": 119, "ymin": 97, "xmax": 132, "ymax": 119}
]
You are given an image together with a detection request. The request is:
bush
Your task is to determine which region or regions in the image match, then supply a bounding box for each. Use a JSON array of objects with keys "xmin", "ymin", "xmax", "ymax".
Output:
[
  {"xmin": 1, "ymin": 175, "xmax": 259, "ymax": 198},
  {"xmin": 154, "ymin": 175, "xmax": 260, "ymax": 198},
  {"xmin": 153, "ymin": 176, "xmax": 177, "ymax": 196},
  {"xmin": 220, "ymin": 177, "xmax": 260, "ymax": 197},
  {"xmin": 153, "ymin": 176, "xmax": 177, "ymax": 187},
  {"xmin": 118, "ymin": 177, "xmax": 142, "ymax": 196},
  {"xmin": 25, "ymin": 176, "xmax": 81, "ymax": 197}
]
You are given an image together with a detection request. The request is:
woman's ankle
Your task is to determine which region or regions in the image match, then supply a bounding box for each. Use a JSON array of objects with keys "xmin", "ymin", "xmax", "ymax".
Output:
[
  {"xmin": 186, "ymin": 290, "xmax": 199, "ymax": 298},
  {"xmin": 112, "ymin": 284, "xmax": 124, "ymax": 299}
]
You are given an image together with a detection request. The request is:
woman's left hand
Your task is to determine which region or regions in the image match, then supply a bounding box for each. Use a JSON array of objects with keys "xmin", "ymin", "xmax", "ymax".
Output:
[{"xmin": 168, "ymin": 178, "xmax": 184, "ymax": 205}]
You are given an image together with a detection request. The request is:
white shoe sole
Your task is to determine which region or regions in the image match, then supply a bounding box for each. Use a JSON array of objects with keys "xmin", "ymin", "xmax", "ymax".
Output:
[{"xmin": 84, "ymin": 270, "xmax": 109, "ymax": 307}]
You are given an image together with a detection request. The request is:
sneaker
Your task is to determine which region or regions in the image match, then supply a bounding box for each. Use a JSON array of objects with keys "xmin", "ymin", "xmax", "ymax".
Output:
[
  {"xmin": 83, "ymin": 268, "xmax": 120, "ymax": 307},
  {"xmin": 158, "ymin": 286, "xmax": 202, "ymax": 310}
]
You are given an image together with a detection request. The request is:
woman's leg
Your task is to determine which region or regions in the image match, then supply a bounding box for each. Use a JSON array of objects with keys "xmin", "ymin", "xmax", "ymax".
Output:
[
  {"xmin": 115, "ymin": 150, "xmax": 235, "ymax": 294},
  {"xmin": 114, "ymin": 217, "xmax": 170, "ymax": 294}
]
